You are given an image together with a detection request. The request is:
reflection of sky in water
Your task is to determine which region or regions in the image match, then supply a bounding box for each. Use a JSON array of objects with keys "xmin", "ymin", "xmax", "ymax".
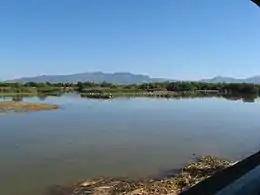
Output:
[{"xmin": 1, "ymin": 95, "xmax": 260, "ymax": 195}]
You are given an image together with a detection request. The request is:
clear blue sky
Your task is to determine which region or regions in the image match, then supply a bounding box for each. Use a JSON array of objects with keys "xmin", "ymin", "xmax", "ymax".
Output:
[{"xmin": 1, "ymin": 0, "xmax": 259, "ymax": 80}]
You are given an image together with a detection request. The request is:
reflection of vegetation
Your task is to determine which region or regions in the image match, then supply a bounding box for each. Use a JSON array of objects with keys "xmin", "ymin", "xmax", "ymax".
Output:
[
  {"xmin": 37, "ymin": 94, "xmax": 48, "ymax": 101},
  {"xmin": 0, "ymin": 93, "xmax": 35, "ymax": 100},
  {"xmin": 38, "ymin": 91, "xmax": 63, "ymax": 97},
  {"xmin": 81, "ymin": 93, "xmax": 112, "ymax": 99},
  {"xmin": 242, "ymin": 96, "xmax": 257, "ymax": 103},
  {"xmin": 1, "ymin": 81, "xmax": 260, "ymax": 101},
  {"xmin": 12, "ymin": 96, "xmax": 23, "ymax": 102},
  {"xmin": 222, "ymin": 93, "xmax": 258, "ymax": 103}
]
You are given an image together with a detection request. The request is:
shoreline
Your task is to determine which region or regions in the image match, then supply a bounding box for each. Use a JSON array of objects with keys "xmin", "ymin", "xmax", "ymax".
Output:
[
  {"xmin": 45, "ymin": 156, "xmax": 236, "ymax": 195},
  {"xmin": 0, "ymin": 91, "xmax": 257, "ymax": 102},
  {"xmin": 79, "ymin": 91, "xmax": 225, "ymax": 100}
]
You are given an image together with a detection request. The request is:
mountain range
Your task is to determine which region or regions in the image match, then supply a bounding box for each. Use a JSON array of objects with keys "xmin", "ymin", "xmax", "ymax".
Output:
[
  {"xmin": 4, "ymin": 72, "xmax": 260, "ymax": 84},
  {"xmin": 200, "ymin": 76, "xmax": 260, "ymax": 84},
  {"xmin": 6, "ymin": 72, "xmax": 170, "ymax": 85}
]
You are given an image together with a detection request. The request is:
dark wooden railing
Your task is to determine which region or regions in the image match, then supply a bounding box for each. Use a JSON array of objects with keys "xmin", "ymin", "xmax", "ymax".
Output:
[
  {"xmin": 180, "ymin": 151, "xmax": 260, "ymax": 195},
  {"xmin": 251, "ymin": 0, "xmax": 260, "ymax": 7}
]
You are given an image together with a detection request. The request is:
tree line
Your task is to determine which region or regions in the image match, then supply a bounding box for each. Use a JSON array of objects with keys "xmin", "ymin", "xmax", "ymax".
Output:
[{"xmin": 1, "ymin": 81, "xmax": 260, "ymax": 95}]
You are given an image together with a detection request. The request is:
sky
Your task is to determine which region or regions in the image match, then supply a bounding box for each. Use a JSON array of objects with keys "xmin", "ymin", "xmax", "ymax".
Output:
[{"xmin": 0, "ymin": 0, "xmax": 259, "ymax": 80}]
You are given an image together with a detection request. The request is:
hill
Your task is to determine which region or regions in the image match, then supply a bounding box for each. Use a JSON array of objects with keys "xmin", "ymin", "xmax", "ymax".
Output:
[
  {"xmin": 200, "ymin": 76, "xmax": 260, "ymax": 84},
  {"xmin": 8, "ymin": 72, "xmax": 171, "ymax": 85},
  {"xmin": 7, "ymin": 73, "xmax": 260, "ymax": 84}
]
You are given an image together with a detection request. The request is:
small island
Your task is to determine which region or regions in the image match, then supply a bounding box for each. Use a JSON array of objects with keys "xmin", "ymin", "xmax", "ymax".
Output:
[{"xmin": 0, "ymin": 101, "xmax": 59, "ymax": 113}]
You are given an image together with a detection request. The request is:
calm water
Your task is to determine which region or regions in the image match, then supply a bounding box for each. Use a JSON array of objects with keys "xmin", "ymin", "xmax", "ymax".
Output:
[{"xmin": 1, "ymin": 94, "xmax": 260, "ymax": 195}]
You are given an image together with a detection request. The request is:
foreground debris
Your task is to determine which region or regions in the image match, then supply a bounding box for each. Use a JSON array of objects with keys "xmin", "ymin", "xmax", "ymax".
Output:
[
  {"xmin": 45, "ymin": 156, "xmax": 236, "ymax": 195},
  {"xmin": 0, "ymin": 101, "xmax": 59, "ymax": 113}
]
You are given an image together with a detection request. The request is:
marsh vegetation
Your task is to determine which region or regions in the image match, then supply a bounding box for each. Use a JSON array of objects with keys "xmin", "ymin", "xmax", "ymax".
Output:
[{"xmin": 1, "ymin": 81, "xmax": 260, "ymax": 101}]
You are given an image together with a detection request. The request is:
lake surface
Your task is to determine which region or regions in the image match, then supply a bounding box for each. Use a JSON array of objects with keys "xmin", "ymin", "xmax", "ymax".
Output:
[{"xmin": 1, "ymin": 94, "xmax": 260, "ymax": 195}]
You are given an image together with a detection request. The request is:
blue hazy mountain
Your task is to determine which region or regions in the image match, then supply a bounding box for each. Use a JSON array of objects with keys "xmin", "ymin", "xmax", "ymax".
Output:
[
  {"xmin": 8, "ymin": 72, "xmax": 171, "ymax": 84},
  {"xmin": 200, "ymin": 76, "xmax": 260, "ymax": 84},
  {"xmin": 7, "ymin": 73, "xmax": 260, "ymax": 84}
]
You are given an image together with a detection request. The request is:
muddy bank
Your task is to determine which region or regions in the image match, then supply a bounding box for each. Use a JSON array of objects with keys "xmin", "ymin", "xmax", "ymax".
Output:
[
  {"xmin": 0, "ymin": 101, "xmax": 59, "ymax": 113},
  {"xmin": 45, "ymin": 156, "xmax": 236, "ymax": 195}
]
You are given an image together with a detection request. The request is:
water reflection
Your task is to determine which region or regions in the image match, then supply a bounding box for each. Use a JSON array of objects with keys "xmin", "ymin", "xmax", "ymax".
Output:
[
  {"xmin": 80, "ymin": 93, "xmax": 259, "ymax": 103},
  {"xmin": 12, "ymin": 96, "xmax": 23, "ymax": 102},
  {"xmin": 223, "ymin": 93, "xmax": 258, "ymax": 103},
  {"xmin": 1, "ymin": 94, "xmax": 260, "ymax": 195},
  {"xmin": 38, "ymin": 94, "xmax": 48, "ymax": 101},
  {"xmin": 0, "ymin": 93, "xmax": 62, "ymax": 101},
  {"xmin": 0, "ymin": 94, "xmax": 35, "ymax": 101},
  {"xmin": 166, "ymin": 93, "xmax": 258, "ymax": 103},
  {"xmin": 0, "ymin": 93, "xmax": 259, "ymax": 103}
]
